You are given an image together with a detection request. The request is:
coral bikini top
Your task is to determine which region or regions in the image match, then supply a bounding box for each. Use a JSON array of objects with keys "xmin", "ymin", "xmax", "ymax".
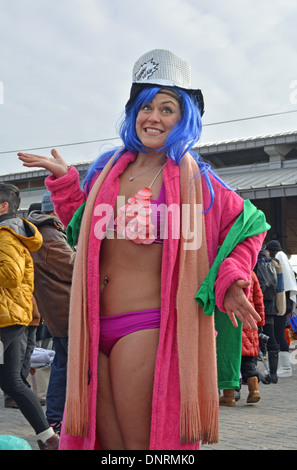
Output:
[
  {"xmin": 114, "ymin": 163, "xmax": 166, "ymax": 245},
  {"xmin": 115, "ymin": 181, "xmax": 166, "ymax": 245}
]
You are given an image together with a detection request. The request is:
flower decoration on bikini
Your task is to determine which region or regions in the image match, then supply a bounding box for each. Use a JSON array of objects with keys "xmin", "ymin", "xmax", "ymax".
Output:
[
  {"xmin": 115, "ymin": 162, "xmax": 166, "ymax": 245},
  {"xmin": 115, "ymin": 187, "xmax": 155, "ymax": 245}
]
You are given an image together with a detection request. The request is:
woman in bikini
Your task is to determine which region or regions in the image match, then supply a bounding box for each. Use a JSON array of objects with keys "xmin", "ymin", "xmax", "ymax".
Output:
[{"xmin": 18, "ymin": 49, "xmax": 266, "ymax": 451}]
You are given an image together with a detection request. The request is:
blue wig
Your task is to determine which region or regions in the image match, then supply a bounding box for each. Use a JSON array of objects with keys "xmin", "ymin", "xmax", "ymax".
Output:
[
  {"xmin": 83, "ymin": 86, "xmax": 231, "ymax": 209},
  {"xmin": 119, "ymin": 86, "xmax": 202, "ymax": 162}
]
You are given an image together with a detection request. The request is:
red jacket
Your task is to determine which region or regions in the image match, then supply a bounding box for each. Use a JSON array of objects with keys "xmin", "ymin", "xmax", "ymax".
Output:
[{"xmin": 242, "ymin": 271, "xmax": 265, "ymax": 357}]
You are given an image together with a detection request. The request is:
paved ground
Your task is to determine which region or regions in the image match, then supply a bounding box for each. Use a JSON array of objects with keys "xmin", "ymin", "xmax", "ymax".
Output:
[
  {"xmin": 202, "ymin": 350, "xmax": 297, "ymax": 451},
  {"xmin": 1, "ymin": 352, "xmax": 297, "ymax": 451}
]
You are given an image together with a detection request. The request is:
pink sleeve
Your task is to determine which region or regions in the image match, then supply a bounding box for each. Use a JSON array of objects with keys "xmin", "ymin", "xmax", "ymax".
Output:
[
  {"xmin": 45, "ymin": 166, "xmax": 86, "ymax": 227},
  {"xmin": 204, "ymin": 178, "xmax": 266, "ymax": 313},
  {"xmin": 215, "ymin": 233, "xmax": 265, "ymax": 312}
]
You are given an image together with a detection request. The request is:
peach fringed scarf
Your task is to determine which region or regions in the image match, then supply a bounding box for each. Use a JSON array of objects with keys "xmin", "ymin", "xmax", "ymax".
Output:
[
  {"xmin": 177, "ymin": 155, "xmax": 218, "ymax": 445},
  {"xmin": 63, "ymin": 150, "xmax": 218, "ymax": 445}
]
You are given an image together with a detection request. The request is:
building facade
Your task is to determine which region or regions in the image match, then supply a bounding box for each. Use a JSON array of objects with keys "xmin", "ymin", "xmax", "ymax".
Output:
[
  {"xmin": 1, "ymin": 130, "xmax": 297, "ymax": 254},
  {"xmin": 195, "ymin": 130, "xmax": 297, "ymax": 255}
]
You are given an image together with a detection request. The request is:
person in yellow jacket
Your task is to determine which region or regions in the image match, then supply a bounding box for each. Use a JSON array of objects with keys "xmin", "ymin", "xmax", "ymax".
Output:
[{"xmin": 0, "ymin": 183, "xmax": 59, "ymax": 450}]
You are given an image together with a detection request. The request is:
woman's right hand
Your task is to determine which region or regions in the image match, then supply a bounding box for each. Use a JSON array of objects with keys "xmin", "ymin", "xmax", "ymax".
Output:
[{"xmin": 18, "ymin": 148, "xmax": 68, "ymax": 178}]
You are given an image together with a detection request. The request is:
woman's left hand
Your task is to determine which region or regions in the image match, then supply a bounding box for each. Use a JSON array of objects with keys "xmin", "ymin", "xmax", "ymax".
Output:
[{"xmin": 223, "ymin": 279, "xmax": 261, "ymax": 330}]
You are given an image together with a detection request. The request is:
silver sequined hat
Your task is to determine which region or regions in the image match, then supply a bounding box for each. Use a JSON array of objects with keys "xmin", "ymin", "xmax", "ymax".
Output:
[{"xmin": 126, "ymin": 49, "xmax": 204, "ymax": 116}]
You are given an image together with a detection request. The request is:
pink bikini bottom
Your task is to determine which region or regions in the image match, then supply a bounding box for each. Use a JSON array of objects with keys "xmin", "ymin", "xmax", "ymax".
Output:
[{"xmin": 99, "ymin": 308, "xmax": 161, "ymax": 356}]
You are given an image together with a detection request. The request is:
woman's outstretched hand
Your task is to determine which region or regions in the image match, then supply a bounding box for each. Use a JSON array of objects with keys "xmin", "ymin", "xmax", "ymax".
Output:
[
  {"xmin": 223, "ymin": 279, "xmax": 261, "ymax": 330},
  {"xmin": 18, "ymin": 148, "xmax": 68, "ymax": 178}
]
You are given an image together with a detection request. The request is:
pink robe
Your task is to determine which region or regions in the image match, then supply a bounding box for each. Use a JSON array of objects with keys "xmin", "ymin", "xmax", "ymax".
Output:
[{"xmin": 46, "ymin": 152, "xmax": 264, "ymax": 450}]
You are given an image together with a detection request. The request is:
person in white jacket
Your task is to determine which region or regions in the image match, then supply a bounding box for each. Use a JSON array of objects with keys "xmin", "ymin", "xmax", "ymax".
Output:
[{"xmin": 266, "ymin": 240, "xmax": 297, "ymax": 378}]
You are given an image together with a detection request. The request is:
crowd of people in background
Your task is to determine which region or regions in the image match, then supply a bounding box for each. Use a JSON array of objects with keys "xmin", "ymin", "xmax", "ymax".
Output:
[
  {"xmin": 0, "ymin": 184, "xmax": 60, "ymax": 449},
  {"xmin": 0, "ymin": 48, "xmax": 296, "ymax": 451},
  {"xmin": 220, "ymin": 239, "xmax": 297, "ymax": 407},
  {"xmin": 0, "ymin": 182, "xmax": 296, "ymax": 449}
]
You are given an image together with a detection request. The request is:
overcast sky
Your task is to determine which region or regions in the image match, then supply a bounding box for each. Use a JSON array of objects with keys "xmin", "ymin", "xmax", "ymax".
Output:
[{"xmin": 0, "ymin": 0, "xmax": 297, "ymax": 175}]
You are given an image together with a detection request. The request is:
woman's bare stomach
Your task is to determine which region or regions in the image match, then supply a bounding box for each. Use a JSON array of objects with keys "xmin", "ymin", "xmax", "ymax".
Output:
[{"xmin": 99, "ymin": 238, "xmax": 162, "ymax": 316}]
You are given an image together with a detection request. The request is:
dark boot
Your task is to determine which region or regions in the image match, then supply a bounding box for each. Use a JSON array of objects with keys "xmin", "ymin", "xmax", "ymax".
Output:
[
  {"xmin": 37, "ymin": 433, "xmax": 60, "ymax": 450},
  {"xmin": 234, "ymin": 387, "xmax": 241, "ymax": 402},
  {"xmin": 258, "ymin": 369, "xmax": 271, "ymax": 384},
  {"xmin": 267, "ymin": 350, "xmax": 279, "ymax": 383}
]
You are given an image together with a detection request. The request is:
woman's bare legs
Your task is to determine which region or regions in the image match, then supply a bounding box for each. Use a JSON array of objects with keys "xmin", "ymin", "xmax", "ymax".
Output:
[
  {"xmin": 96, "ymin": 328, "xmax": 159, "ymax": 450},
  {"xmin": 96, "ymin": 351, "xmax": 125, "ymax": 450}
]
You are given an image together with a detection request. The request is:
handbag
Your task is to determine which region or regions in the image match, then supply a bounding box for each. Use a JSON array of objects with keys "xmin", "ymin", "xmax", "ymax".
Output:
[{"xmin": 255, "ymin": 259, "xmax": 277, "ymax": 301}]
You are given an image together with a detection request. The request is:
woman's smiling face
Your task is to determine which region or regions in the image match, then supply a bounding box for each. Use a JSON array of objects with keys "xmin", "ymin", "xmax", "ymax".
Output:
[{"xmin": 135, "ymin": 90, "xmax": 182, "ymax": 151}]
